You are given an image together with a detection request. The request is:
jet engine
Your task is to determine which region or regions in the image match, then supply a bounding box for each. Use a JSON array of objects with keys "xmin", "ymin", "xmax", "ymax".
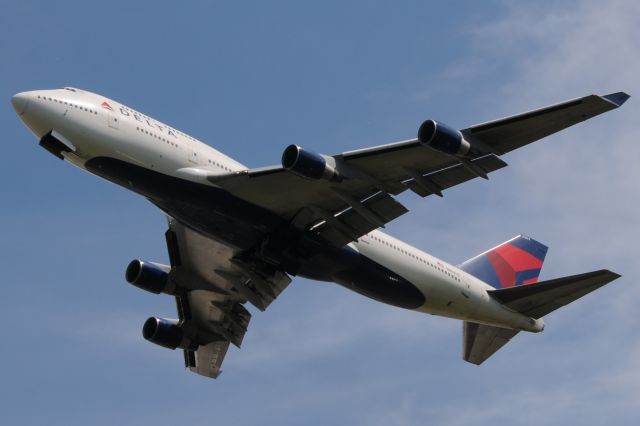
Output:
[
  {"xmin": 417, "ymin": 119, "xmax": 471, "ymax": 156},
  {"xmin": 281, "ymin": 144, "xmax": 340, "ymax": 181},
  {"xmin": 125, "ymin": 259, "xmax": 174, "ymax": 294},
  {"xmin": 142, "ymin": 317, "xmax": 187, "ymax": 350}
]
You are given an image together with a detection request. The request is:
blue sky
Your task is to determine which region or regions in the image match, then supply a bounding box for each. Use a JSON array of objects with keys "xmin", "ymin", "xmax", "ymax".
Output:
[{"xmin": 1, "ymin": 1, "xmax": 639, "ymax": 425}]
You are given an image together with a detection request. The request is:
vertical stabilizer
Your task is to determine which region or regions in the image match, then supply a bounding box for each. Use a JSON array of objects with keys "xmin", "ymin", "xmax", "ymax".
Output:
[{"xmin": 459, "ymin": 235, "xmax": 548, "ymax": 289}]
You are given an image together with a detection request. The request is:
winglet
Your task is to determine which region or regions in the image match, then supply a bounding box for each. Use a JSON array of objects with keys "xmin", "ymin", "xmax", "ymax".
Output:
[{"xmin": 602, "ymin": 92, "xmax": 630, "ymax": 107}]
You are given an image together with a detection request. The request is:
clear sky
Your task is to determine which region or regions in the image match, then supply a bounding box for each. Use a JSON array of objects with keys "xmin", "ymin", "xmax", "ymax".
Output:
[{"xmin": 1, "ymin": 1, "xmax": 638, "ymax": 425}]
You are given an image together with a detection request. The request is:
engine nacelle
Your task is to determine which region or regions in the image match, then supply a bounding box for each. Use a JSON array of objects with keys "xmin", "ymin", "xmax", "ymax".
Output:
[
  {"xmin": 417, "ymin": 120, "xmax": 471, "ymax": 156},
  {"xmin": 142, "ymin": 317, "xmax": 187, "ymax": 350},
  {"xmin": 125, "ymin": 259, "xmax": 174, "ymax": 294},
  {"xmin": 281, "ymin": 144, "xmax": 340, "ymax": 181}
]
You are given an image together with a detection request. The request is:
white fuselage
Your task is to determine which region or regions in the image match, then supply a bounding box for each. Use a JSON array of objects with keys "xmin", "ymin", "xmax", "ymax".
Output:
[{"xmin": 13, "ymin": 88, "xmax": 543, "ymax": 333}]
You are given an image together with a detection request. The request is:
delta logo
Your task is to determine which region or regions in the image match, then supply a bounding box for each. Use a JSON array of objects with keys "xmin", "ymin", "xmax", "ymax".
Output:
[{"xmin": 101, "ymin": 101, "xmax": 114, "ymax": 111}]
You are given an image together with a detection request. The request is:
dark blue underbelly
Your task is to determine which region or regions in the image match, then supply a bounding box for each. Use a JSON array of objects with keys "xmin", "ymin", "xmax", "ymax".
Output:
[
  {"xmin": 85, "ymin": 156, "xmax": 283, "ymax": 250},
  {"xmin": 296, "ymin": 244, "xmax": 426, "ymax": 310}
]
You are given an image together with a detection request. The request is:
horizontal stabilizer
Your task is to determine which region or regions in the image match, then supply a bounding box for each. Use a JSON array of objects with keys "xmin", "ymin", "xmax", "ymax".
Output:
[
  {"xmin": 489, "ymin": 269, "xmax": 620, "ymax": 319},
  {"xmin": 463, "ymin": 321, "xmax": 519, "ymax": 365},
  {"xmin": 464, "ymin": 269, "xmax": 620, "ymax": 365}
]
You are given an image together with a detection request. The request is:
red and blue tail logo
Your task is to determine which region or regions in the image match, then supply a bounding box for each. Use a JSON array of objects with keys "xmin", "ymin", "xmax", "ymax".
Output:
[{"xmin": 458, "ymin": 235, "xmax": 548, "ymax": 289}]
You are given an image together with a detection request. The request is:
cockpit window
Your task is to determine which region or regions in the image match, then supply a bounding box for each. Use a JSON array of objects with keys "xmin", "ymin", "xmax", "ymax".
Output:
[{"xmin": 63, "ymin": 87, "xmax": 77, "ymax": 92}]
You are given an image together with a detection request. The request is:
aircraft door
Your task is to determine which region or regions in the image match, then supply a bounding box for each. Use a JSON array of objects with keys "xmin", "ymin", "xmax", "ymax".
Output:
[
  {"xmin": 461, "ymin": 277, "xmax": 471, "ymax": 299},
  {"xmin": 106, "ymin": 110, "xmax": 119, "ymax": 129},
  {"xmin": 187, "ymin": 140, "xmax": 199, "ymax": 164},
  {"xmin": 456, "ymin": 276, "xmax": 477, "ymax": 314}
]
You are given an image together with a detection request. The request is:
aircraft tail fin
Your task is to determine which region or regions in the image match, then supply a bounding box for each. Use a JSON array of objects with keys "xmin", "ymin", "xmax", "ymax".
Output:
[
  {"xmin": 463, "ymin": 269, "xmax": 620, "ymax": 365},
  {"xmin": 458, "ymin": 235, "xmax": 548, "ymax": 289}
]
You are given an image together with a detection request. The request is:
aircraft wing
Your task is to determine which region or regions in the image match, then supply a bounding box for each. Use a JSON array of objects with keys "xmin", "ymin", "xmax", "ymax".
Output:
[
  {"xmin": 214, "ymin": 150, "xmax": 507, "ymax": 247},
  {"xmin": 211, "ymin": 92, "xmax": 627, "ymax": 247},
  {"xmin": 462, "ymin": 92, "xmax": 630, "ymax": 155},
  {"xmin": 164, "ymin": 218, "xmax": 291, "ymax": 378}
]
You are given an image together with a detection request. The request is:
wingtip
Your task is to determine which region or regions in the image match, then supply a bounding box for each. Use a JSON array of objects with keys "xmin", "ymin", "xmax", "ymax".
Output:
[
  {"xmin": 607, "ymin": 270, "xmax": 622, "ymax": 280},
  {"xmin": 602, "ymin": 92, "xmax": 630, "ymax": 107}
]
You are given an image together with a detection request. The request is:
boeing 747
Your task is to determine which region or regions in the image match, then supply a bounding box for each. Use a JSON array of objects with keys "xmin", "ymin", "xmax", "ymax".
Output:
[{"xmin": 12, "ymin": 88, "xmax": 629, "ymax": 378}]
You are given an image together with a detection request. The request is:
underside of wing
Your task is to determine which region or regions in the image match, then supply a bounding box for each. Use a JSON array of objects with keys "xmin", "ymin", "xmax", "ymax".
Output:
[
  {"xmin": 166, "ymin": 219, "xmax": 291, "ymax": 311},
  {"xmin": 315, "ymin": 154, "xmax": 507, "ymax": 246},
  {"xmin": 149, "ymin": 218, "xmax": 292, "ymax": 379},
  {"xmin": 212, "ymin": 150, "xmax": 506, "ymax": 247}
]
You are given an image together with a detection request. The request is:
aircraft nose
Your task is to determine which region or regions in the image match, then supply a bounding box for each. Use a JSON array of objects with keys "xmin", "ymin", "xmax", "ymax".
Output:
[{"xmin": 11, "ymin": 92, "xmax": 30, "ymax": 116}]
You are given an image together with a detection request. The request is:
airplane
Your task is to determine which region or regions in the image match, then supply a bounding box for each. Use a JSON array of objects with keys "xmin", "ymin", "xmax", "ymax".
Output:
[{"xmin": 12, "ymin": 87, "xmax": 629, "ymax": 378}]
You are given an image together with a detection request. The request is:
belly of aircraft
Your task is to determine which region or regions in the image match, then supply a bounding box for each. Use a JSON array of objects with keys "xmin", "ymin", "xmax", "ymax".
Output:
[
  {"xmin": 84, "ymin": 156, "xmax": 282, "ymax": 250},
  {"xmin": 295, "ymin": 244, "xmax": 427, "ymax": 310}
]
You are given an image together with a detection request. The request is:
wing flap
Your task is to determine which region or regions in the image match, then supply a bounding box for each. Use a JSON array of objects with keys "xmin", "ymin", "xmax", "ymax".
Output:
[
  {"xmin": 339, "ymin": 139, "xmax": 454, "ymax": 192},
  {"xmin": 404, "ymin": 154, "xmax": 507, "ymax": 197},
  {"xmin": 187, "ymin": 341, "xmax": 230, "ymax": 379},
  {"xmin": 183, "ymin": 289, "xmax": 251, "ymax": 347},
  {"xmin": 168, "ymin": 219, "xmax": 291, "ymax": 311},
  {"xmin": 463, "ymin": 321, "xmax": 519, "ymax": 365},
  {"xmin": 318, "ymin": 190, "xmax": 409, "ymax": 246}
]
